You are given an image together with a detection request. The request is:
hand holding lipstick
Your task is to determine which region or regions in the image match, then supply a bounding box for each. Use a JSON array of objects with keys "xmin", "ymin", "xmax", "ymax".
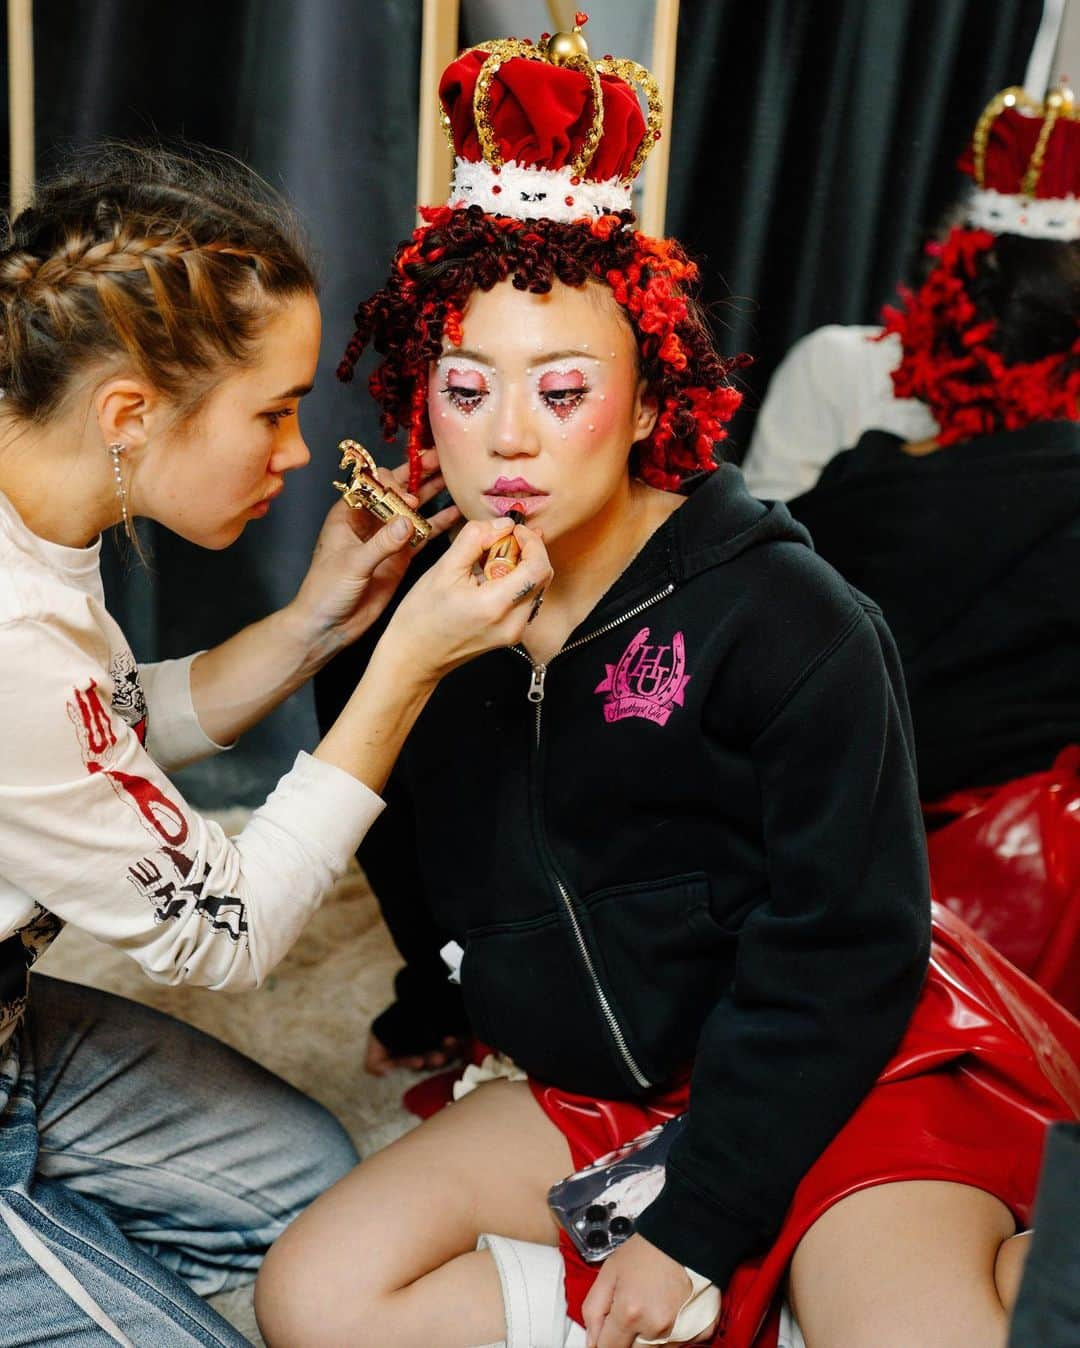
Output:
[
  {"xmin": 483, "ymin": 505, "xmax": 527, "ymax": 580},
  {"xmin": 375, "ymin": 515, "xmax": 552, "ymax": 684}
]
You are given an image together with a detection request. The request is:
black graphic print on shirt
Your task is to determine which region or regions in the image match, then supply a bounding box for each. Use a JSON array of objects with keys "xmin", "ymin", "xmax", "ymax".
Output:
[
  {"xmin": 128, "ymin": 846, "xmax": 248, "ymax": 941},
  {"xmin": 109, "ymin": 649, "xmax": 148, "ymax": 744},
  {"xmin": 66, "ymin": 677, "xmax": 248, "ymax": 944},
  {"xmin": 0, "ymin": 906, "xmax": 65, "ymax": 1037}
]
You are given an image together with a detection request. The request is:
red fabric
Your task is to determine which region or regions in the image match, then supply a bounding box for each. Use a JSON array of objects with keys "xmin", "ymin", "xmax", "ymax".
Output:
[
  {"xmin": 926, "ymin": 747, "xmax": 1080, "ymax": 1016},
  {"xmin": 530, "ymin": 904, "xmax": 1080, "ymax": 1348},
  {"xmin": 403, "ymin": 1039, "xmax": 493, "ymax": 1119},
  {"xmin": 402, "ymin": 1066, "xmax": 462, "ymax": 1119},
  {"xmin": 957, "ymin": 104, "xmax": 1080, "ymax": 200},
  {"xmin": 439, "ymin": 49, "xmax": 646, "ymax": 181}
]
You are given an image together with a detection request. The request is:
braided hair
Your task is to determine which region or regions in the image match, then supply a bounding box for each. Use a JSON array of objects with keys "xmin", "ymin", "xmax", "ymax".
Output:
[
  {"xmin": 0, "ymin": 144, "xmax": 316, "ymax": 423},
  {"xmin": 339, "ymin": 206, "xmax": 744, "ymax": 493}
]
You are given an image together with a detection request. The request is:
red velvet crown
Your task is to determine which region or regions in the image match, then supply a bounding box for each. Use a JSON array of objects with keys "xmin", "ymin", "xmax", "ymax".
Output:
[
  {"xmin": 958, "ymin": 84, "xmax": 1080, "ymax": 239},
  {"xmin": 436, "ymin": 13, "xmax": 662, "ymax": 222}
]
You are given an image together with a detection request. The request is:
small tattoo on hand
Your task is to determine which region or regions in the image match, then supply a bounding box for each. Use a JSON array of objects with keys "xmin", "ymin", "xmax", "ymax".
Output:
[{"xmin": 514, "ymin": 581, "xmax": 537, "ymax": 603}]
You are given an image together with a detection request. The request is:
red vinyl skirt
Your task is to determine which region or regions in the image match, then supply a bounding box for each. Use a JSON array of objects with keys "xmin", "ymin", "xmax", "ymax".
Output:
[
  {"xmin": 926, "ymin": 746, "xmax": 1080, "ymax": 1016},
  {"xmin": 529, "ymin": 904, "xmax": 1080, "ymax": 1348}
]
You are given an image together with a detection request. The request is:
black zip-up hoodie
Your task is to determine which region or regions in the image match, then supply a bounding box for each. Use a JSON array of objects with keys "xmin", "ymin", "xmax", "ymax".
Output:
[{"xmin": 314, "ymin": 465, "xmax": 931, "ymax": 1287}]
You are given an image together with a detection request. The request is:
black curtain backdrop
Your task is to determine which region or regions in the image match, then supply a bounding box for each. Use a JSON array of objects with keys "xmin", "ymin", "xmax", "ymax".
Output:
[
  {"xmin": 668, "ymin": 0, "xmax": 1044, "ymax": 446},
  {"xmin": 0, "ymin": 0, "xmax": 1043, "ymax": 805}
]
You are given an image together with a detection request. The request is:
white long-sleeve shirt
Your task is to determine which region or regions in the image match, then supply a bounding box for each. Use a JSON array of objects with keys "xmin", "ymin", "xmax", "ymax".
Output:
[
  {"xmin": 740, "ymin": 326, "xmax": 939, "ymax": 501},
  {"xmin": 0, "ymin": 490, "xmax": 383, "ymax": 1045}
]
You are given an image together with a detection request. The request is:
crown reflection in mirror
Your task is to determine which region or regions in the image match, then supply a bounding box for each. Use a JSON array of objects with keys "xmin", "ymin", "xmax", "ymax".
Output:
[{"xmin": 332, "ymin": 440, "xmax": 432, "ymax": 547}]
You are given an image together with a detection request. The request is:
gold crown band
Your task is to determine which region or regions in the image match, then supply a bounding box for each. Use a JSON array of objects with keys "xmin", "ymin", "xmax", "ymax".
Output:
[
  {"xmin": 1023, "ymin": 85, "xmax": 1076, "ymax": 196},
  {"xmin": 594, "ymin": 56, "xmax": 663, "ymax": 184}
]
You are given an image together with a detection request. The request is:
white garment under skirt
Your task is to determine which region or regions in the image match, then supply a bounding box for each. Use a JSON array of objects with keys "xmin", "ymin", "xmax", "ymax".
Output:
[{"xmin": 778, "ymin": 1301, "xmax": 806, "ymax": 1348}]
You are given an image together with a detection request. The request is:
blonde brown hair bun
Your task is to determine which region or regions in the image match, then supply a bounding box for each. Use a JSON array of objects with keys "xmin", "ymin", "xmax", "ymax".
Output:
[{"xmin": 0, "ymin": 143, "xmax": 317, "ymax": 422}]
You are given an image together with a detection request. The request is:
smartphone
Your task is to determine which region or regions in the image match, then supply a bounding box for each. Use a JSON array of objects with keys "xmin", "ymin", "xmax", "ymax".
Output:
[{"xmin": 547, "ymin": 1114, "xmax": 686, "ymax": 1263}]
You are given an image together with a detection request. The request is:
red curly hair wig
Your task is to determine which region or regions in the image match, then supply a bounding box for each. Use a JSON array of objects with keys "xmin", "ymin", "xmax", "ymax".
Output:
[
  {"xmin": 338, "ymin": 206, "xmax": 744, "ymax": 493},
  {"xmin": 882, "ymin": 226, "xmax": 1080, "ymax": 444}
]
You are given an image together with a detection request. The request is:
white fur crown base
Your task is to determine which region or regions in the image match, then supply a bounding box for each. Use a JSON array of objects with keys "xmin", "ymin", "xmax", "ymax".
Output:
[
  {"xmin": 447, "ymin": 157, "xmax": 633, "ymax": 223},
  {"xmin": 967, "ymin": 187, "xmax": 1080, "ymax": 240}
]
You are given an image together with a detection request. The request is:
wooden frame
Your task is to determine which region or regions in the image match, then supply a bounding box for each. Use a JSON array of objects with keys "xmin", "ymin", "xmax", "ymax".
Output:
[
  {"xmin": 416, "ymin": 0, "xmax": 461, "ymax": 220},
  {"xmin": 417, "ymin": 0, "xmax": 680, "ymax": 233},
  {"xmin": 640, "ymin": 0, "xmax": 679, "ymax": 238},
  {"xmin": 7, "ymin": 0, "xmax": 35, "ymax": 215}
]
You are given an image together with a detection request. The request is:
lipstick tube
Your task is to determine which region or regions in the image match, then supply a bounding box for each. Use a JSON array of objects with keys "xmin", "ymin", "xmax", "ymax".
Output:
[{"xmin": 483, "ymin": 507, "xmax": 526, "ymax": 580}]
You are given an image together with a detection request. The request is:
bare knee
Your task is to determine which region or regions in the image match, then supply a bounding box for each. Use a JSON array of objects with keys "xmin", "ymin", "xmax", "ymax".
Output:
[
  {"xmin": 254, "ymin": 1235, "xmax": 338, "ymax": 1348},
  {"xmin": 254, "ymin": 1233, "xmax": 390, "ymax": 1348},
  {"xmin": 255, "ymin": 1180, "xmax": 408, "ymax": 1348},
  {"xmin": 254, "ymin": 1238, "xmax": 311, "ymax": 1348}
]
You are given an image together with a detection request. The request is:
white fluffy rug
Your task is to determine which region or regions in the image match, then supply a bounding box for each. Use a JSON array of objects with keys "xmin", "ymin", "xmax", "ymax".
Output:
[{"xmin": 35, "ymin": 809, "xmax": 420, "ymax": 1346}]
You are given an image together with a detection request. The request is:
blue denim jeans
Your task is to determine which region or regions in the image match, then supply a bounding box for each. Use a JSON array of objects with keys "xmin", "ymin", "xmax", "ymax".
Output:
[{"xmin": 0, "ymin": 974, "xmax": 358, "ymax": 1346}]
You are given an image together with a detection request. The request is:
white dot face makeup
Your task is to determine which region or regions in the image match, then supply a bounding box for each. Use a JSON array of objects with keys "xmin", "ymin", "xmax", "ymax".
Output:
[{"xmin": 426, "ymin": 278, "xmax": 656, "ymax": 548}]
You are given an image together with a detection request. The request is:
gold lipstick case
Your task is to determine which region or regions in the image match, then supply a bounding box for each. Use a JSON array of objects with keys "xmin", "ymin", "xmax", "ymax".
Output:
[
  {"xmin": 332, "ymin": 439, "xmax": 433, "ymax": 548},
  {"xmin": 483, "ymin": 533, "xmax": 522, "ymax": 580}
]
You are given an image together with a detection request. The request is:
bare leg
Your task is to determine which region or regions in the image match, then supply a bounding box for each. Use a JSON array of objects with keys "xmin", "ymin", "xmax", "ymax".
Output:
[
  {"xmin": 994, "ymin": 1231, "xmax": 1031, "ymax": 1316},
  {"xmin": 254, "ymin": 1080, "xmax": 572, "ymax": 1348},
  {"xmin": 789, "ymin": 1180, "xmax": 1018, "ymax": 1348}
]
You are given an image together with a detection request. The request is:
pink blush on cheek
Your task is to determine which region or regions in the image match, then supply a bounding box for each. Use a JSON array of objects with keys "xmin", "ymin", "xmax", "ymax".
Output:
[{"xmin": 557, "ymin": 394, "xmax": 624, "ymax": 450}]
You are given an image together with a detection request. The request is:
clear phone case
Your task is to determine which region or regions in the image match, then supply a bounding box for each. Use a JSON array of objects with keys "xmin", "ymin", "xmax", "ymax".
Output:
[{"xmin": 547, "ymin": 1113, "xmax": 686, "ymax": 1263}]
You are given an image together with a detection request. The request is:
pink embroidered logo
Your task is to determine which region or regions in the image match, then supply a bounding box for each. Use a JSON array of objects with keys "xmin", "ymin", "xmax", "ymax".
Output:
[{"xmin": 594, "ymin": 627, "xmax": 691, "ymax": 727}]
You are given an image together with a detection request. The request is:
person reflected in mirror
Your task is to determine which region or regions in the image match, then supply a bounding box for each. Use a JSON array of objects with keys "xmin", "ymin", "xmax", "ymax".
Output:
[{"xmin": 786, "ymin": 87, "xmax": 1080, "ymax": 1011}]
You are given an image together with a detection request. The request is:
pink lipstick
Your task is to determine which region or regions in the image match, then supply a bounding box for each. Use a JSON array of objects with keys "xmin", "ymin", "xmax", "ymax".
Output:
[{"xmin": 485, "ymin": 477, "xmax": 548, "ymax": 518}]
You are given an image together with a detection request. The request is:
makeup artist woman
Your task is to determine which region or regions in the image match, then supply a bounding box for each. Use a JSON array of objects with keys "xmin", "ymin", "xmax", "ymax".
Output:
[{"xmin": 0, "ymin": 145, "xmax": 548, "ymax": 1347}]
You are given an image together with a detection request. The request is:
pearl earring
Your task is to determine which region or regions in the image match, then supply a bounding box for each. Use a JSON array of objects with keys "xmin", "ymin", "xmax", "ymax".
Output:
[{"xmin": 107, "ymin": 442, "xmax": 133, "ymax": 540}]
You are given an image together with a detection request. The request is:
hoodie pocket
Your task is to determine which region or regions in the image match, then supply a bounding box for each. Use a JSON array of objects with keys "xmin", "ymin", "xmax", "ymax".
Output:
[
  {"xmin": 580, "ymin": 872, "xmax": 736, "ymax": 1082},
  {"xmin": 460, "ymin": 910, "xmax": 631, "ymax": 1095}
]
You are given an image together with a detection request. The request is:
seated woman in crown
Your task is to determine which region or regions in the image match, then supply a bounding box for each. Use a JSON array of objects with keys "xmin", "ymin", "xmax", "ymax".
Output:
[
  {"xmin": 782, "ymin": 87, "xmax": 1080, "ymax": 1016},
  {"xmin": 259, "ymin": 21, "xmax": 1080, "ymax": 1348}
]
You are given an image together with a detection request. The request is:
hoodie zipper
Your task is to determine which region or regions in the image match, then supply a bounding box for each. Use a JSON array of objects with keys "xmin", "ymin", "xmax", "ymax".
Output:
[
  {"xmin": 512, "ymin": 582, "xmax": 675, "ymax": 1090},
  {"xmin": 516, "ymin": 583, "xmax": 676, "ymax": 743}
]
